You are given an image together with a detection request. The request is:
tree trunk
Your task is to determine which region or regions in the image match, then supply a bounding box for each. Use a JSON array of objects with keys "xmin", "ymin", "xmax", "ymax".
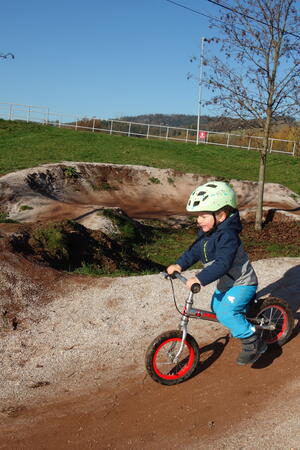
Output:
[
  {"xmin": 255, "ymin": 111, "xmax": 272, "ymax": 231},
  {"xmin": 255, "ymin": 151, "xmax": 267, "ymax": 231}
]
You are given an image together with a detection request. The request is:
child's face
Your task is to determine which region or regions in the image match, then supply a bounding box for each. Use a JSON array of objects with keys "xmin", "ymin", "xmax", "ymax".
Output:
[
  {"xmin": 196, "ymin": 211, "xmax": 226, "ymax": 232},
  {"xmin": 196, "ymin": 213, "xmax": 215, "ymax": 232}
]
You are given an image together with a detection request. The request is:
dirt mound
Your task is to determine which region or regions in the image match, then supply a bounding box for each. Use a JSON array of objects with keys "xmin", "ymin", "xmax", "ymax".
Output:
[
  {"xmin": 1, "ymin": 219, "xmax": 160, "ymax": 274},
  {"xmin": 0, "ymin": 233, "xmax": 66, "ymax": 331},
  {"xmin": 1, "ymin": 163, "xmax": 299, "ymax": 224}
]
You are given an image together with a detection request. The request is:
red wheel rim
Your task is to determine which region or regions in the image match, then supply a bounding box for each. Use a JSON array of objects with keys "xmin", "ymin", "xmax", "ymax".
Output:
[
  {"xmin": 152, "ymin": 338, "xmax": 195, "ymax": 380},
  {"xmin": 259, "ymin": 304, "xmax": 288, "ymax": 344}
]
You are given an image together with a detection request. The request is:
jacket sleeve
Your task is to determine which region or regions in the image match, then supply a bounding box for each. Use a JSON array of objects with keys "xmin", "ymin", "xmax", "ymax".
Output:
[
  {"xmin": 175, "ymin": 238, "xmax": 202, "ymax": 271},
  {"xmin": 196, "ymin": 230, "xmax": 240, "ymax": 286}
]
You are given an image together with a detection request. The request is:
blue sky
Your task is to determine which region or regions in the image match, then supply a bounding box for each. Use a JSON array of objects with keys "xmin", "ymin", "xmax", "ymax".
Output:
[{"xmin": 1, "ymin": 0, "xmax": 222, "ymax": 119}]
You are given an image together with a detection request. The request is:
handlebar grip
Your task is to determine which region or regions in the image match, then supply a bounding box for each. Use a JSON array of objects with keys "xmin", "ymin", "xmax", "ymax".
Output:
[
  {"xmin": 174, "ymin": 271, "xmax": 201, "ymax": 293},
  {"xmin": 162, "ymin": 270, "xmax": 201, "ymax": 293},
  {"xmin": 173, "ymin": 271, "xmax": 187, "ymax": 283}
]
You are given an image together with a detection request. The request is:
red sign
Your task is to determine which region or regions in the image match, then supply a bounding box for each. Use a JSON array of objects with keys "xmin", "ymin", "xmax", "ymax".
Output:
[{"xmin": 199, "ymin": 131, "xmax": 207, "ymax": 139}]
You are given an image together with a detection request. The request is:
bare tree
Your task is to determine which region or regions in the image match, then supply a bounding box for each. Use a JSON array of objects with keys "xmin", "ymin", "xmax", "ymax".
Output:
[{"xmin": 205, "ymin": 0, "xmax": 300, "ymax": 230}]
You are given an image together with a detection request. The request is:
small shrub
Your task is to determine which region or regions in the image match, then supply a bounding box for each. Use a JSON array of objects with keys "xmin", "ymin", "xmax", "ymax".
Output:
[
  {"xmin": 100, "ymin": 182, "xmax": 113, "ymax": 190},
  {"xmin": 73, "ymin": 263, "xmax": 105, "ymax": 277},
  {"xmin": 32, "ymin": 226, "xmax": 69, "ymax": 260},
  {"xmin": 149, "ymin": 177, "xmax": 161, "ymax": 184},
  {"xmin": 99, "ymin": 182, "xmax": 119, "ymax": 191},
  {"xmin": 167, "ymin": 177, "xmax": 175, "ymax": 184},
  {"xmin": 0, "ymin": 212, "xmax": 18, "ymax": 223},
  {"xmin": 19, "ymin": 205, "xmax": 33, "ymax": 211},
  {"xmin": 89, "ymin": 182, "xmax": 100, "ymax": 191},
  {"xmin": 63, "ymin": 166, "xmax": 81, "ymax": 178}
]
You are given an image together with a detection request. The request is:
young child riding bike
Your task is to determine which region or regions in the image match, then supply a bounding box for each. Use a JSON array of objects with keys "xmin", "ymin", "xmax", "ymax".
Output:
[{"xmin": 167, "ymin": 181, "xmax": 267, "ymax": 365}]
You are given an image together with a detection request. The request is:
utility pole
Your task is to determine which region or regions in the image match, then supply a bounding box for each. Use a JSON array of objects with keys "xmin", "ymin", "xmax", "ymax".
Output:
[{"xmin": 196, "ymin": 37, "xmax": 205, "ymax": 145}]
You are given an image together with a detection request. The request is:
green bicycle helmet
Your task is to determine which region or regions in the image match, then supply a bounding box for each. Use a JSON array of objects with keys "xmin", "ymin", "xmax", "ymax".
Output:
[{"xmin": 186, "ymin": 181, "xmax": 237, "ymax": 213}]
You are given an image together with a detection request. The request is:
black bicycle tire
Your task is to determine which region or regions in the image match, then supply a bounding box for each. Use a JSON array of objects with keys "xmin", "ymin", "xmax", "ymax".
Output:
[
  {"xmin": 255, "ymin": 297, "xmax": 294, "ymax": 346},
  {"xmin": 145, "ymin": 330, "xmax": 199, "ymax": 386}
]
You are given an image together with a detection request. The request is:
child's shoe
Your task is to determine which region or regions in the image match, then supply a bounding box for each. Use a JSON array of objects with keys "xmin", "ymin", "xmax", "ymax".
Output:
[{"xmin": 236, "ymin": 333, "xmax": 268, "ymax": 365}]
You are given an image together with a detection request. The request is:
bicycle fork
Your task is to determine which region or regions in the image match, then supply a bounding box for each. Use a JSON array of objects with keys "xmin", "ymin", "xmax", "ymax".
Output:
[{"xmin": 168, "ymin": 291, "xmax": 194, "ymax": 363}]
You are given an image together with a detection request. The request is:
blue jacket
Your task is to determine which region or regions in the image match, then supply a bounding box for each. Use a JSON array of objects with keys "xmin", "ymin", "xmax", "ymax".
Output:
[{"xmin": 176, "ymin": 211, "xmax": 258, "ymax": 292}]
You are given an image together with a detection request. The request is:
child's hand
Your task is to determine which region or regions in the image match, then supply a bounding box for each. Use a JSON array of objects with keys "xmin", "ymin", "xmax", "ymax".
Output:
[
  {"xmin": 186, "ymin": 277, "xmax": 201, "ymax": 291},
  {"xmin": 166, "ymin": 264, "xmax": 182, "ymax": 275}
]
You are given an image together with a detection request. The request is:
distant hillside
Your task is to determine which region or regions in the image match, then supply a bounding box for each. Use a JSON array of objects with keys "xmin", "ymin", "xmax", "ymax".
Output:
[{"xmin": 119, "ymin": 113, "xmax": 297, "ymax": 133}]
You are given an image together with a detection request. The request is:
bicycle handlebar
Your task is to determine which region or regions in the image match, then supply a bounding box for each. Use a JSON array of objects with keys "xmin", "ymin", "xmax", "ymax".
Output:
[{"xmin": 161, "ymin": 271, "xmax": 201, "ymax": 294}]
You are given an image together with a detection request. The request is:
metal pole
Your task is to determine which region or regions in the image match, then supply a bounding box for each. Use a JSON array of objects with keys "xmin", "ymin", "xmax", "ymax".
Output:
[{"xmin": 196, "ymin": 37, "xmax": 205, "ymax": 145}]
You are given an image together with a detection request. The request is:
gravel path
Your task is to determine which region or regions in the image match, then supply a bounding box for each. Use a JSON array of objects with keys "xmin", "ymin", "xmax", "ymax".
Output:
[{"xmin": 1, "ymin": 257, "xmax": 299, "ymax": 407}]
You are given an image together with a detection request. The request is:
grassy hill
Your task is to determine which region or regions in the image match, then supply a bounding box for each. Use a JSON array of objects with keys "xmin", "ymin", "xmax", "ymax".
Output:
[
  {"xmin": 1, "ymin": 119, "xmax": 300, "ymax": 194},
  {"xmin": 1, "ymin": 119, "xmax": 300, "ymax": 271}
]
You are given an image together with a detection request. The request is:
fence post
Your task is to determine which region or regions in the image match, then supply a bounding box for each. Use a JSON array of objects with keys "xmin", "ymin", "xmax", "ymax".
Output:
[
  {"xmin": 128, "ymin": 122, "xmax": 132, "ymax": 137},
  {"xmin": 110, "ymin": 120, "xmax": 113, "ymax": 135},
  {"xmin": 146, "ymin": 124, "xmax": 150, "ymax": 139},
  {"xmin": 9, "ymin": 103, "xmax": 13, "ymax": 120},
  {"xmin": 186, "ymin": 129, "xmax": 189, "ymax": 143},
  {"xmin": 227, "ymin": 133, "xmax": 230, "ymax": 147},
  {"xmin": 269, "ymin": 138, "xmax": 274, "ymax": 154},
  {"xmin": 248, "ymin": 137, "xmax": 251, "ymax": 150},
  {"xmin": 166, "ymin": 127, "xmax": 169, "ymax": 141},
  {"xmin": 92, "ymin": 118, "xmax": 95, "ymax": 132},
  {"xmin": 27, "ymin": 106, "xmax": 31, "ymax": 123}
]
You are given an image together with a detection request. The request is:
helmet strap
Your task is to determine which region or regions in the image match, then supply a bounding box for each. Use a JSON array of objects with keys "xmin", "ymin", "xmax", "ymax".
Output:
[{"xmin": 213, "ymin": 212, "xmax": 217, "ymax": 228}]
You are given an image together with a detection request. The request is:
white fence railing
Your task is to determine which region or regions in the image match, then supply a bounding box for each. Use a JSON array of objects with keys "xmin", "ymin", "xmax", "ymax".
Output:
[{"xmin": 0, "ymin": 102, "xmax": 297, "ymax": 156}]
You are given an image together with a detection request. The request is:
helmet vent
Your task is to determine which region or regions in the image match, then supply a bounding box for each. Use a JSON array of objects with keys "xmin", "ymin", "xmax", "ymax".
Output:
[
  {"xmin": 202, "ymin": 195, "xmax": 208, "ymax": 201},
  {"xmin": 197, "ymin": 191, "xmax": 206, "ymax": 196},
  {"xmin": 193, "ymin": 201, "xmax": 200, "ymax": 207},
  {"xmin": 207, "ymin": 184, "xmax": 217, "ymax": 188}
]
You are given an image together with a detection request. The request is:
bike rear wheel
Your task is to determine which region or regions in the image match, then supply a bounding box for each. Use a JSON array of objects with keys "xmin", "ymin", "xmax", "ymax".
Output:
[
  {"xmin": 254, "ymin": 297, "xmax": 294, "ymax": 346},
  {"xmin": 145, "ymin": 330, "xmax": 200, "ymax": 385}
]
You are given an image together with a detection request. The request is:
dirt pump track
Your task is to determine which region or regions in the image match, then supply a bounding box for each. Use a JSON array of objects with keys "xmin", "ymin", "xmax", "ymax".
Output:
[
  {"xmin": 1, "ymin": 259, "xmax": 300, "ymax": 450},
  {"xmin": 0, "ymin": 163, "xmax": 300, "ymax": 449}
]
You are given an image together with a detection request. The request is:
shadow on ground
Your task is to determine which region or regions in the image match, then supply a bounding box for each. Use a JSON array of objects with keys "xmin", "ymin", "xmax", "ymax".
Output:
[{"xmin": 257, "ymin": 265, "xmax": 300, "ymax": 313}]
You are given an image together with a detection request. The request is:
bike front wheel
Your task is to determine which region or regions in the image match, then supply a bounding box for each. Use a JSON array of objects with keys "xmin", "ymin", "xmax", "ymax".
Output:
[
  {"xmin": 254, "ymin": 297, "xmax": 294, "ymax": 346},
  {"xmin": 145, "ymin": 330, "xmax": 200, "ymax": 386}
]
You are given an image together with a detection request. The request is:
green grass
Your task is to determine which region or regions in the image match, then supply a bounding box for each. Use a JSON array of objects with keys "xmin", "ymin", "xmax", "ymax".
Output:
[
  {"xmin": 1, "ymin": 119, "xmax": 300, "ymax": 194},
  {"xmin": 135, "ymin": 227, "xmax": 203, "ymax": 269},
  {"xmin": 19, "ymin": 204, "xmax": 33, "ymax": 211},
  {"xmin": 265, "ymin": 243, "xmax": 300, "ymax": 257},
  {"xmin": 0, "ymin": 212, "xmax": 19, "ymax": 223}
]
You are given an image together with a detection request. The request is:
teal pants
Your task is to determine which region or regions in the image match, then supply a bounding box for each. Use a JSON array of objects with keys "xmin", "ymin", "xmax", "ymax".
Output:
[{"xmin": 211, "ymin": 285, "xmax": 257, "ymax": 338}]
